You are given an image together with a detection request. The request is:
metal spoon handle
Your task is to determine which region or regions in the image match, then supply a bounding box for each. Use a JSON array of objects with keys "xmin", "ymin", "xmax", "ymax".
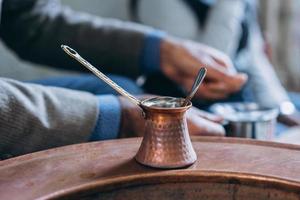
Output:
[
  {"xmin": 61, "ymin": 45, "xmax": 141, "ymax": 106},
  {"xmin": 183, "ymin": 67, "xmax": 207, "ymax": 106}
]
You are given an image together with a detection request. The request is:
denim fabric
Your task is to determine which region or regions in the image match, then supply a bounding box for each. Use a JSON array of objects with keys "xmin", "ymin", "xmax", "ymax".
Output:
[{"xmin": 29, "ymin": 74, "xmax": 144, "ymax": 95}]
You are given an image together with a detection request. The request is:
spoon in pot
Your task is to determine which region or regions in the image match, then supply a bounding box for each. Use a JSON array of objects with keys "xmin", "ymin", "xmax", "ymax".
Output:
[
  {"xmin": 182, "ymin": 67, "xmax": 207, "ymax": 106},
  {"xmin": 61, "ymin": 45, "xmax": 142, "ymax": 107}
]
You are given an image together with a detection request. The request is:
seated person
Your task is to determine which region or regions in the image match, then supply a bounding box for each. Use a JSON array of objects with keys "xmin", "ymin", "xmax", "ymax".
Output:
[
  {"xmin": 0, "ymin": 0, "xmax": 246, "ymax": 158},
  {"xmin": 128, "ymin": 0, "xmax": 300, "ymax": 130}
]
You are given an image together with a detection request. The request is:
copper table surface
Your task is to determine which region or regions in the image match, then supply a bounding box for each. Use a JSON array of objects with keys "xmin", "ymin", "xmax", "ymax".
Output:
[{"xmin": 0, "ymin": 137, "xmax": 300, "ymax": 199}]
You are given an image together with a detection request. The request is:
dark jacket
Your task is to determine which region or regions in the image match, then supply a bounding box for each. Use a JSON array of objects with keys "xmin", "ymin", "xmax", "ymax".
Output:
[{"xmin": 0, "ymin": 0, "xmax": 153, "ymax": 157}]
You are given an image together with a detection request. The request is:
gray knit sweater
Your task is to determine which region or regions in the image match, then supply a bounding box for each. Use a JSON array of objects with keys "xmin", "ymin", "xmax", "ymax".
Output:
[
  {"xmin": 0, "ymin": 78, "xmax": 98, "ymax": 157},
  {"xmin": 0, "ymin": 0, "xmax": 153, "ymax": 158}
]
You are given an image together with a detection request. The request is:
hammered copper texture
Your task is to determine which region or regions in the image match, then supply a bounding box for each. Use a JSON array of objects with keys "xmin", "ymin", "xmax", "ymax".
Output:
[
  {"xmin": 135, "ymin": 99, "xmax": 197, "ymax": 168},
  {"xmin": 135, "ymin": 113, "xmax": 197, "ymax": 168}
]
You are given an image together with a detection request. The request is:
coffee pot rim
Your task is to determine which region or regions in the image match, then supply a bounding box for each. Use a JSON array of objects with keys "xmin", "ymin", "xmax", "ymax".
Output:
[{"xmin": 140, "ymin": 96, "xmax": 192, "ymax": 112}]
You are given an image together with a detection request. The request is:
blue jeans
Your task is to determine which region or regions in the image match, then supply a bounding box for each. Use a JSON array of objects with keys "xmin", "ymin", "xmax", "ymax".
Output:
[
  {"xmin": 29, "ymin": 74, "xmax": 144, "ymax": 95},
  {"xmin": 30, "ymin": 73, "xmax": 248, "ymax": 109}
]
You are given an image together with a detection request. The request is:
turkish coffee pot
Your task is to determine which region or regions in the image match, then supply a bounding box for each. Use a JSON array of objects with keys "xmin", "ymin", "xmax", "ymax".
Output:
[{"xmin": 62, "ymin": 45, "xmax": 206, "ymax": 169}]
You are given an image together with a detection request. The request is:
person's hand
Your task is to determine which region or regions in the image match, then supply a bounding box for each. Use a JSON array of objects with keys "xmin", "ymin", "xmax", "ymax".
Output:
[
  {"xmin": 160, "ymin": 37, "xmax": 248, "ymax": 100},
  {"xmin": 187, "ymin": 107, "xmax": 225, "ymax": 136},
  {"xmin": 118, "ymin": 96, "xmax": 225, "ymax": 138},
  {"xmin": 118, "ymin": 96, "xmax": 146, "ymax": 138},
  {"xmin": 278, "ymin": 112, "xmax": 300, "ymax": 127}
]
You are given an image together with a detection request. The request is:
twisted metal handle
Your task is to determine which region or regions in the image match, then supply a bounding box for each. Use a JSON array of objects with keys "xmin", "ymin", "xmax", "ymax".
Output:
[{"xmin": 61, "ymin": 45, "xmax": 141, "ymax": 106}]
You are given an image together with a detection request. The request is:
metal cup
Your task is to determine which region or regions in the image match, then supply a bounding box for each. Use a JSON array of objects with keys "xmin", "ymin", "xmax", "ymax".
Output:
[
  {"xmin": 135, "ymin": 97, "xmax": 197, "ymax": 169},
  {"xmin": 210, "ymin": 103, "xmax": 279, "ymax": 140}
]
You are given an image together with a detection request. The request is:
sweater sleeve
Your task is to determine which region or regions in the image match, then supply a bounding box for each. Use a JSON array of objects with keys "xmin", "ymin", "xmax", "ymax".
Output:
[
  {"xmin": 0, "ymin": 78, "xmax": 99, "ymax": 157},
  {"xmin": 139, "ymin": 31, "xmax": 165, "ymax": 74},
  {"xmin": 199, "ymin": 0, "xmax": 245, "ymax": 58},
  {"xmin": 90, "ymin": 95, "xmax": 121, "ymax": 141}
]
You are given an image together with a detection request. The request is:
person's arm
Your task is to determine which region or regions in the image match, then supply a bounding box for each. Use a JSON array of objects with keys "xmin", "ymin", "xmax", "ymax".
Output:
[
  {"xmin": 199, "ymin": 0, "xmax": 291, "ymax": 108},
  {"xmin": 234, "ymin": 1, "xmax": 291, "ymax": 109},
  {"xmin": 0, "ymin": 0, "xmax": 248, "ymax": 101},
  {"xmin": 240, "ymin": 11, "xmax": 300, "ymax": 125},
  {"xmin": 0, "ymin": 78, "xmax": 225, "ymax": 158},
  {"xmin": 0, "ymin": 78, "xmax": 100, "ymax": 157},
  {"xmin": 0, "ymin": 0, "xmax": 156, "ymax": 78},
  {"xmin": 199, "ymin": 0, "xmax": 245, "ymax": 58}
]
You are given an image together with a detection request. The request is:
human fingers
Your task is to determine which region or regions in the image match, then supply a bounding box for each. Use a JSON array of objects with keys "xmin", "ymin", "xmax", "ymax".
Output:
[
  {"xmin": 188, "ymin": 107, "xmax": 224, "ymax": 123},
  {"xmin": 187, "ymin": 112, "xmax": 225, "ymax": 136},
  {"xmin": 195, "ymin": 84, "xmax": 229, "ymax": 100},
  {"xmin": 118, "ymin": 96, "xmax": 145, "ymax": 138},
  {"xmin": 186, "ymin": 41, "xmax": 233, "ymax": 70},
  {"xmin": 227, "ymin": 73, "xmax": 248, "ymax": 92},
  {"xmin": 205, "ymin": 67, "xmax": 248, "ymax": 92},
  {"xmin": 177, "ymin": 76, "xmax": 229, "ymax": 100},
  {"xmin": 160, "ymin": 38, "xmax": 247, "ymax": 94}
]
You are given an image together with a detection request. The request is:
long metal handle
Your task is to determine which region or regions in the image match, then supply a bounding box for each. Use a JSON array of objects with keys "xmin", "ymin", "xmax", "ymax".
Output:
[{"xmin": 61, "ymin": 45, "xmax": 141, "ymax": 106}]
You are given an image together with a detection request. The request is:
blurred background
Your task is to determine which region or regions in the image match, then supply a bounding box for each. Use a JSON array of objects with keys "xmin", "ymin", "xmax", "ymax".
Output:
[{"xmin": 0, "ymin": 0, "xmax": 299, "ymax": 93}]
